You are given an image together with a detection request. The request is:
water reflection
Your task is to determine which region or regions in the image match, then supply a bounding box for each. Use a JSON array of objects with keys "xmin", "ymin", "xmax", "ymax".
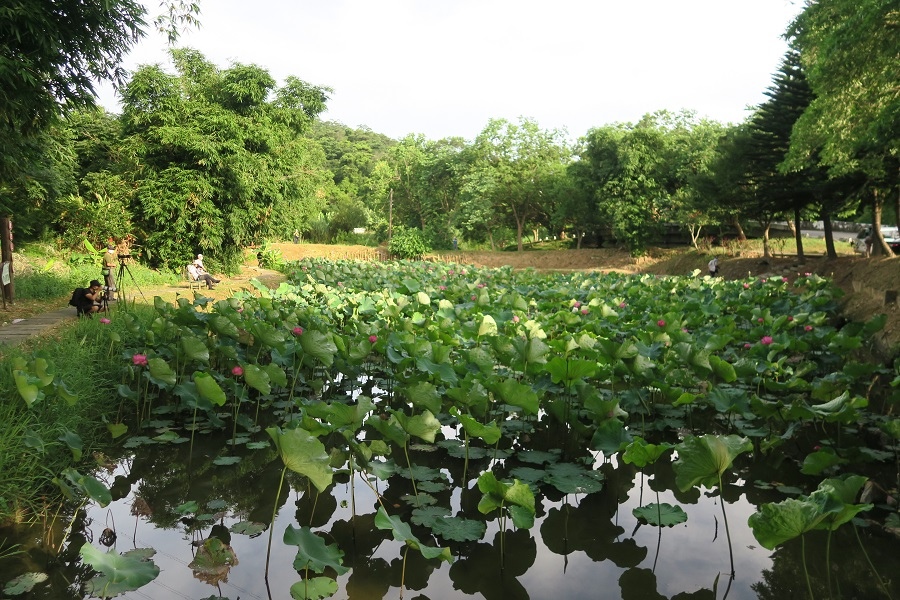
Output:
[{"xmin": 1, "ymin": 424, "xmax": 896, "ymax": 600}]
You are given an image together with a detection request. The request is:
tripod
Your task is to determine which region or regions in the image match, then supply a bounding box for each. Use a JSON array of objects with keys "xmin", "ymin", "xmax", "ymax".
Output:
[{"xmin": 115, "ymin": 255, "xmax": 146, "ymax": 303}]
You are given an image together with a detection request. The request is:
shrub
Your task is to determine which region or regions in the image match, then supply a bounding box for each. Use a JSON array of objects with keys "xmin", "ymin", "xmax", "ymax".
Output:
[{"xmin": 388, "ymin": 227, "xmax": 430, "ymax": 260}]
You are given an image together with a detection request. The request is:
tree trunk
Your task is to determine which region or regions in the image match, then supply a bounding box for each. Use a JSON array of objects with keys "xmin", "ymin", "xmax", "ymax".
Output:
[
  {"xmin": 821, "ymin": 210, "xmax": 837, "ymax": 259},
  {"xmin": 730, "ymin": 215, "xmax": 747, "ymax": 241},
  {"xmin": 576, "ymin": 230, "xmax": 583, "ymax": 250},
  {"xmin": 762, "ymin": 223, "xmax": 771, "ymax": 258},
  {"xmin": 793, "ymin": 209, "xmax": 804, "ymax": 260},
  {"xmin": 872, "ymin": 188, "xmax": 891, "ymax": 256},
  {"xmin": 516, "ymin": 219, "xmax": 524, "ymax": 251},
  {"xmin": 488, "ymin": 230, "xmax": 496, "ymax": 251}
]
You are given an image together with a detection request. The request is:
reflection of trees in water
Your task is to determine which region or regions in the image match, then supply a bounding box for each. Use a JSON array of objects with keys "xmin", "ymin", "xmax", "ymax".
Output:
[{"xmin": 752, "ymin": 527, "xmax": 898, "ymax": 600}]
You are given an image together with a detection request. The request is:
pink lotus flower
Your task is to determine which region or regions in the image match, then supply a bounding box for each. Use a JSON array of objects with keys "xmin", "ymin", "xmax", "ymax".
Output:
[
  {"xmin": 757, "ymin": 317, "xmax": 764, "ymax": 323},
  {"xmin": 237, "ymin": 307, "xmax": 244, "ymax": 313},
  {"xmin": 292, "ymin": 326, "xmax": 304, "ymax": 336},
  {"xmin": 787, "ymin": 316, "xmax": 793, "ymax": 322},
  {"xmin": 804, "ymin": 272, "xmax": 811, "ymax": 277},
  {"xmin": 760, "ymin": 278, "xmax": 767, "ymax": 283},
  {"xmin": 743, "ymin": 283, "xmax": 750, "ymax": 289},
  {"xmin": 743, "ymin": 343, "xmax": 752, "ymax": 349},
  {"xmin": 232, "ymin": 365, "xmax": 244, "ymax": 377},
  {"xmin": 580, "ymin": 308, "xmax": 589, "ymax": 315},
  {"xmin": 99, "ymin": 317, "xmax": 111, "ymax": 324},
  {"xmin": 619, "ymin": 302, "xmax": 626, "ymax": 308},
  {"xmin": 460, "ymin": 269, "xmax": 467, "ymax": 275},
  {"xmin": 470, "ymin": 295, "xmax": 477, "ymax": 301},
  {"xmin": 448, "ymin": 270, "xmax": 455, "ymax": 275},
  {"xmin": 657, "ymin": 319, "xmax": 666, "ymax": 327},
  {"xmin": 782, "ymin": 276, "xmax": 789, "ymax": 283},
  {"xmin": 760, "ymin": 336, "xmax": 774, "ymax": 345},
  {"xmin": 369, "ymin": 335, "xmax": 378, "ymax": 343},
  {"xmin": 512, "ymin": 315, "xmax": 520, "ymax": 323},
  {"xmin": 804, "ymin": 325, "xmax": 813, "ymax": 332},
  {"xmin": 477, "ymin": 283, "xmax": 486, "ymax": 288},
  {"xmin": 132, "ymin": 354, "xmax": 148, "ymax": 367},
  {"xmin": 439, "ymin": 285, "xmax": 446, "ymax": 291},
  {"xmin": 573, "ymin": 301, "xmax": 582, "ymax": 308}
]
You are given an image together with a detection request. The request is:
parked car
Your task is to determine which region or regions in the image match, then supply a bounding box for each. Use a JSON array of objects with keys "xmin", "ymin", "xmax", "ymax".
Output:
[{"xmin": 854, "ymin": 225, "xmax": 900, "ymax": 254}]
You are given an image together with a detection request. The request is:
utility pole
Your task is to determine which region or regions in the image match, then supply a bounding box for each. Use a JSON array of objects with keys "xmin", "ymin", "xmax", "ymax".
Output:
[{"xmin": 388, "ymin": 188, "xmax": 393, "ymax": 240}]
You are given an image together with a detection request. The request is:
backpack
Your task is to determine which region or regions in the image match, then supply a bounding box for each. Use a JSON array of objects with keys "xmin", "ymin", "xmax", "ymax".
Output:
[{"xmin": 68, "ymin": 288, "xmax": 85, "ymax": 307}]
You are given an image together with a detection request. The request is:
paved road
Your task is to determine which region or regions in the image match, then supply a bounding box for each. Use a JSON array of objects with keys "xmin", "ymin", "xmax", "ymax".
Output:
[{"xmin": 800, "ymin": 229, "xmax": 855, "ymax": 242}]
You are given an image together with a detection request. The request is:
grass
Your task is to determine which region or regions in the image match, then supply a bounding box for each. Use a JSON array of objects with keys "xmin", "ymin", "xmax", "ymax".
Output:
[{"xmin": 0, "ymin": 307, "xmax": 155, "ymax": 524}]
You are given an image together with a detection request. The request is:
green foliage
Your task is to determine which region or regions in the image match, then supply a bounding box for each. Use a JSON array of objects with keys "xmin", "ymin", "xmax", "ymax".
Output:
[{"xmin": 388, "ymin": 227, "xmax": 430, "ymax": 260}]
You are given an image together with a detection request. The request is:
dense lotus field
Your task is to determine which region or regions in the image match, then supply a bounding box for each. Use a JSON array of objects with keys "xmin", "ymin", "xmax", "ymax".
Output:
[{"xmin": 4, "ymin": 259, "xmax": 898, "ymax": 600}]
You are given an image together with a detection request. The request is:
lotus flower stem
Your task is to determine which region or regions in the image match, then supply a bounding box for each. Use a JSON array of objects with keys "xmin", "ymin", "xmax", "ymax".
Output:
[
  {"xmin": 718, "ymin": 473, "xmax": 736, "ymax": 580},
  {"xmin": 265, "ymin": 465, "xmax": 287, "ymax": 578},
  {"xmin": 801, "ymin": 535, "xmax": 814, "ymax": 600},
  {"xmin": 852, "ymin": 524, "xmax": 891, "ymax": 599}
]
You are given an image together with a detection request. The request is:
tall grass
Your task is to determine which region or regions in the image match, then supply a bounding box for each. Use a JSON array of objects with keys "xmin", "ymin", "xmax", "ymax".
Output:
[
  {"xmin": 0, "ymin": 306, "xmax": 155, "ymax": 524},
  {"xmin": 14, "ymin": 259, "xmax": 178, "ymax": 301}
]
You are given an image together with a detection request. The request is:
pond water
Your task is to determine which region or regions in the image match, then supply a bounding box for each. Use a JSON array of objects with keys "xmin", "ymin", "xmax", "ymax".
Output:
[{"xmin": 1, "ymin": 411, "xmax": 896, "ymax": 600}]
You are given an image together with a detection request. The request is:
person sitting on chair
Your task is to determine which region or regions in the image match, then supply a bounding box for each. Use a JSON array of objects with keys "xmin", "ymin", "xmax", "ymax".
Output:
[
  {"xmin": 187, "ymin": 262, "xmax": 220, "ymax": 290},
  {"xmin": 72, "ymin": 280, "xmax": 103, "ymax": 317}
]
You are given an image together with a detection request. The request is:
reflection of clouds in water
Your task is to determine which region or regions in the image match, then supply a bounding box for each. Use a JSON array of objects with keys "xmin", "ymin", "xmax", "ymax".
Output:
[{"xmin": 82, "ymin": 451, "xmax": 779, "ymax": 600}]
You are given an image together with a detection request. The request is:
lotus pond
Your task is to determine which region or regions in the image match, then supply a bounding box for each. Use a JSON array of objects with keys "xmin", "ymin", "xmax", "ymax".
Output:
[{"xmin": 2, "ymin": 260, "xmax": 898, "ymax": 600}]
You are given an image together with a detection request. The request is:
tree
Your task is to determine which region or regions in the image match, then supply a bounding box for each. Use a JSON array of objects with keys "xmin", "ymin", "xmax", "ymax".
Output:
[
  {"xmin": 786, "ymin": 0, "xmax": 900, "ymax": 255},
  {"xmin": 116, "ymin": 49, "xmax": 332, "ymax": 270},
  {"xmin": 469, "ymin": 118, "xmax": 570, "ymax": 251}
]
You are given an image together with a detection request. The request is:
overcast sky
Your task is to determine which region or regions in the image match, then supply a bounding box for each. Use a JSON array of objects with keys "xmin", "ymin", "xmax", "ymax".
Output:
[{"xmin": 95, "ymin": 0, "xmax": 804, "ymax": 142}]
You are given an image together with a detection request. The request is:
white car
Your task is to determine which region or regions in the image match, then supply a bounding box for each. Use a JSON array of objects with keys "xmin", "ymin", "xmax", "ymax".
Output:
[{"xmin": 854, "ymin": 225, "xmax": 900, "ymax": 254}]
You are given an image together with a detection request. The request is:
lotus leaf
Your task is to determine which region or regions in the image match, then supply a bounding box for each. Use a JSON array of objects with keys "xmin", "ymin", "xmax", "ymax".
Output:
[
  {"xmin": 2, "ymin": 572, "xmax": 48, "ymax": 595},
  {"xmin": 181, "ymin": 336, "xmax": 209, "ymax": 362},
  {"xmin": 283, "ymin": 525, "xmax": 349, "ymax": 575},
  {"xmin": 747, "ymin": 497, "xmax": 829, "ymax": 550},
  {"xmin": 266, "ymin": 426, "xmax": 333, "ymax": 493},
  {"xmin": 450, "ymin": 407, "xmax": 501, "ymax": 445},
  {"xmin": 478, "ymin": 314, "xmax": 498, "ymax": 337},
  {"xmin": 230, "ymin": 521, "xmax": 267, "ymax": 536},
  {"xmin": 410, "ymin": 506, "xmax": 452, "ymax": 527},
  {"xmin": 299, "ymin": 330, "xmax": 338, "ymax": 367},
  {"xmin": 402, "ymin": 381, "xmax": 442, "ymax": 415},
  {"xmin": 80, "ymin": 543, "xmax": 159, "ymax": 598},
  {"xmin": 374, "ymin": 507, "xmax": 452, "ymax": 562},
  {"xmin": 544, "ymin": 463, "xmax": 605, "ymax": 494},
  {"xmin": 194, "ymin": 371, "xmax": 227, "ymax": 406},
  {"xmin": 61, "ymin": 467, "xmax": 111, "ymax": 507},
  {"xmin": 800, "ymin": 448, "xmax": 847, "ymax": 475},
  {"xmin": 58, "ymin": 429, "xmax": 83, "ymax": 461},
  {"xmin": 432, "ymin": 516, "xmax": 488, "ymax": 542},
  {"xmin": 673, "ymin": 434, "xmax": 752, "ymax": 492},
  {"xmin": 289, "ymin": 577, "xmax": 339, "ymax": 600},
  {"xmin": 13, "ymin": 370, "xmax": 41, "ymax": 407},
  {"xmin": 622, "ymin": 437, "xmax": 672, "ymax": 469},
  {"xmin": 243, "ymin": 364, "xmax": 271, "ymax": 395},
  {"xmin": 394, "ymin": 410, "xmax": 441, "ymax": 444},
  {"xmin": 632, "ymin": 503, "xmax": 688, "ymax": 527}
]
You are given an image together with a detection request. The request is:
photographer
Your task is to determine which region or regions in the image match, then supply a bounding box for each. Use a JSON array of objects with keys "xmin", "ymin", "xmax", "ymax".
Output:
[
  {"xmin": 71, "ymin": 280, "xmax": 104, "ymax": 317},
  {"xmin": 102, "ymin": 244, "xmax": 117, "ymax": 298}
]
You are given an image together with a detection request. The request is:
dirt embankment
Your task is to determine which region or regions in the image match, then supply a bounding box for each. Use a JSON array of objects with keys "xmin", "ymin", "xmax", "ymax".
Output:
[{"xmin": 270, "ymin": 243, "xmax": 900, "ymax": 358}]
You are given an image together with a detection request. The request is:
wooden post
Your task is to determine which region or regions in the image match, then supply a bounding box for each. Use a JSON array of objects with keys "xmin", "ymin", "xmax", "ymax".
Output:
[{"xmin": 0, "ymin": 217, "xmax": 14, "ymax": 306}]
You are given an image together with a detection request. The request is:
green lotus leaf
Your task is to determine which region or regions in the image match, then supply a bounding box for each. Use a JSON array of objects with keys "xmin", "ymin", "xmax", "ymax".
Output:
[
  {"xmin": 299, "ymin": 330, "xmax": 338, "ymax": 367},
  {"xmin": 80, "ymin": 543, "xmax": 160, "ymax": 598},
  {"xmin": 213, "ymin": 456, "xmax": 242, "ymax": 466},
  {"xmin": 147, "ymin": 357, "xmax": 177, "ymax": 387},
  {"xmin": 747, "ymin": 497, "xmax": 828, "ymax": 550},
  {"xmin": 708, "ymin": 355, "xmax": 737, "ymax": 382},
  {"xmin": 402, "ymin": 381, "xmax": 442, "ymax": 415},
  {"xmin": 431, "ymin": 516, "xmax": 487, "ymax": 542},
  {"xmin": 800, "ymin": 448, "xmax": 848, "ymax": 475},
  {"xmin": 283, "ymin": 525, "xmax": 349, "ymax": 575},
  {"xmin": 230, "ymin": 521, "xmax": 267, "ymax": 536},
  {"xmin": 450, "ymin": 407, "xmax": 501, "ymax": 445},
  {"xmin": 243, "ymin": 364, "xmax": 271, "ymax": 395},
  {"xmin": 632, "ymin": 503, "xmax": 688, "ymax": 527},
  {"xmin": 289, "ymin": 576, "xmax": 339, "ymax": 600},
  {"xmin": 3, "ymin": 572, "xmax": 48, "ymax": 595},
  {"xmin": 544, "ymin": 462, "xmax": 605, "ymax": 494},
  {"xmin": 22, "ymin": 428, "xmax": 46, "ymax": 453},
  {"xmin": 181, "ymin": 336, "xmax": 209, "ymax": 362},
  {"xmin": 58, "ymin": 429, "xmax": 83, "ymax": 462},
  {"xmin": 194, "ymin": 371, "xmax": 227, "ymax": 406},
  {"xmin": 61, "ymin": 467, "xmax": 111, "ymax": 507},
  {"xmin": 13, "ymin": 370, "xmax": 41, "ymax": 407},
  {"xmin": 622, "ymin": 437, "xmax": 672, "ymax": 469},
  {"xmin": 673, "ymin": 434, "xmax": 753, "ymax": 492},
  {"xmin": 266, "ymin": 426, "xmax": 333, "ymax": 493},
  {"xmin": 263, "ymin": 362, "xmax": 288, "ymax": 388},
  {"xmin": 410, "ymin": 506, "xmax": 452, "ymax": 527},
  {"xmin": 394, "ymin": 410, "xmax": 441, "ymax": 444},
  {"xmin": 478, "ymin": 314, "xmax": 498, "ymax": 337},
  {"xmin": 374, "ymin": 506, "xmax": 452, "ymax": 563},
  {"xmin": 493, "ymin": 378, "xmax": 540, "ymax": 415}
]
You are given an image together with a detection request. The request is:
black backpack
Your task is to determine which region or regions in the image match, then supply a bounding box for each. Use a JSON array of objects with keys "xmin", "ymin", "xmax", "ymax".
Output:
[{"xmin": 68, "ymin": 288, "xmax": 86, "ymax": 307}]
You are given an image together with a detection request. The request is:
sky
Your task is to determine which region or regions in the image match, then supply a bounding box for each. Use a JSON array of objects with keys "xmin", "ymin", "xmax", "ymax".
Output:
[{"xmin": 95, "ymin": 0, "xmax": 804, "ymax": 142}]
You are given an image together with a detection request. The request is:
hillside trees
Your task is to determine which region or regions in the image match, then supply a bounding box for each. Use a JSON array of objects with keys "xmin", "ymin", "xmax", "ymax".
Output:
[{"xmin": 115, "ymin": 49, "xmax": 333, "ymax": 270}]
